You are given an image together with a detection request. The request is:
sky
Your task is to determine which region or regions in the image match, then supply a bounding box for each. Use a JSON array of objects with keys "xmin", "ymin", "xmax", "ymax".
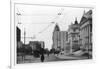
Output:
[{"xmin": 15, "ymin": 4, "xmax": 92, "ymax": 50}]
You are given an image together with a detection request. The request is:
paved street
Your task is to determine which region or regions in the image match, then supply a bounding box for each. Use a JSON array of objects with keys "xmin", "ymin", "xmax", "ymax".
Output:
[
  {"xmin": 17, "ymin": 54, "xmax": 88, "ymax": 64},
  {"xmin": 17, "ymin": 54, "xmax": 61, "ymax": 64}
]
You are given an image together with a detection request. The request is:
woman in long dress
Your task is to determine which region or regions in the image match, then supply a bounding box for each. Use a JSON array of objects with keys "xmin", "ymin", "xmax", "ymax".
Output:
[{"xmin": 41, "ymin": 54, "xmax": 45, "ymax": 62}]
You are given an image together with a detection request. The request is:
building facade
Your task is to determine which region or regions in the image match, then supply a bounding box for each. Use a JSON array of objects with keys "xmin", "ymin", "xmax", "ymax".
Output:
[
  {"xmin": 79, "ymin": 10, "xmax": 92, "ymax": 52},
  {"xmin": 52, "ymin": 24, "xmax": 68, "ymax": 52},
  {"xmin": 16, "ymin": 26, "xmax": 23, "ymax": 48},
  {"xmin": 52, "ymin": 24, "xmax": 60, "ymax": 50},
  {"xmin": 67, "ymin": 18, "xmax": 80, "ymax": 54},
  {"xmin": 16, "ymin": 26, "xmax": 21, "ymax": 42},
  {"xmin": 29, "ymin": 41, "xmax": 45, "ymax": 51}
]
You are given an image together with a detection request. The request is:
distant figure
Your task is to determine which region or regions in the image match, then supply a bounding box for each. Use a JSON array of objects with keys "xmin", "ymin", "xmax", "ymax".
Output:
[
  {"xmin": 41, "ymin": 54, "xmax": 45, "ymax": 62},
  {"xmin": 47, "ymin": 51, "xmax": 49, "ymax": 57},
  {"xmin": 47, "ymin": 53, "xmax": 49, "ymax": 57}
]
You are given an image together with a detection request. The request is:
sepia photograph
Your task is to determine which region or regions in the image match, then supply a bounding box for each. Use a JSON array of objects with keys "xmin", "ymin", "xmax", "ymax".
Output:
[{"xmin": 15, "ymin": 3, "xmax": 93, "ymax": 64}]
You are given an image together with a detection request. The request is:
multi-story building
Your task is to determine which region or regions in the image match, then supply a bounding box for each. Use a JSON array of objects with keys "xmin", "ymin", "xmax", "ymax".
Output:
[
  {"xmin": 79, "ymin": 10, "xmax": 92, "ymax": 52},
  {"xmin": 16, "ymin": 26, "xmax": 21, "ymax": 42},
  {"xmin": 29, "ymin": 41, "xmax": 45, "ymax": 50},
  {"xmin": 16, "ymin": 26, "xmax": 23, "ymax": 48},
  {"xmin": 59, "ymin": 31, "xmax": 68, "ymax": 51},
  {"xmin": 52, "ymin": 24, "xmax": 68, "ymax": 52},
  {"xmin": 52, "ymin": 24, "xmax": 60, "ymax": 50},
  {"xmin": 39, "ymin": 41, "xmax": 45, "ymax": 49},
  {"xmin": 67, "ymin": 18, "xmax": 80, "ymax": 54}
]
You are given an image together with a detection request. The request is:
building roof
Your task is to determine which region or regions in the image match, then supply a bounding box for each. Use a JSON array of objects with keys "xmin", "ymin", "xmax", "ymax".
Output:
[
  {"xmin": 54, "ymin": 23, "xmax": 60, "ymax": 31},
  {"xmin": 74, "ymin": 18, "xmax": 78, "ymax": 25},
  {"xmin": 80, "ymin": 10, "xmax": 92, "ymax": 25}
]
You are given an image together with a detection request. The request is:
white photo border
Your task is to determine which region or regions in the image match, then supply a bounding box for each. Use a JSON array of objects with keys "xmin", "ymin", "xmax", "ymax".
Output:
[{"xmin": 10, "ymin": 1, "xmax": 95, "ymax": 69}]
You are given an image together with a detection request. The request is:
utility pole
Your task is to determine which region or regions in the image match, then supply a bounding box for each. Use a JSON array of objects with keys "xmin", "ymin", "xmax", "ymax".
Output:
[{"xmin": 24, "ymin": 28, "xmax": 26, "ymax": 45}]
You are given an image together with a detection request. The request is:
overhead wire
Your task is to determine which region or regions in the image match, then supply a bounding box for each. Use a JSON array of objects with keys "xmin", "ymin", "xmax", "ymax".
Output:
[{"xmin": 16, "ymin": 8, "xmax": 64, "ymax": 40}]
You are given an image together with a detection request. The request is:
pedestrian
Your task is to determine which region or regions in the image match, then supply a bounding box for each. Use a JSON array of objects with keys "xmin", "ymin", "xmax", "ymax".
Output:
[
  {"xmin": 47, "ymin": 51, "xmax": 49, "ymax": 57},
  {"xmin": 47, "ymin": 53, "xmax": 49, "ymax": 57},
  {"xmin": 41, "ymin": 54, "xmax": 45, "ymax": 62}
]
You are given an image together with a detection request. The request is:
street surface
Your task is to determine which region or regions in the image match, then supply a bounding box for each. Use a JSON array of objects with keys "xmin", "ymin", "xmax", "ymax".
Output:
[{"xmin": 17, "ymin": 54, "xmax": 88, "ymax": 64}]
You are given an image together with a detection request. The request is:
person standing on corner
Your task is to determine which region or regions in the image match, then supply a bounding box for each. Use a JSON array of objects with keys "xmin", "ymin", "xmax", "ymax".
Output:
[
  {"xmin": 41, "ymin": 54, "xmax": 45, "ymax": 62},
  {"xmin": 40, "ymin": 48, "xmax": 45, "ymax": 62}
]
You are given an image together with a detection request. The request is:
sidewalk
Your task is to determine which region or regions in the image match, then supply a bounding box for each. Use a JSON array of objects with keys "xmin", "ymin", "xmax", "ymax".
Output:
[
  {"xmin": 17, "ymin": 55, "xmax": 41, "ymax": 64},
  {"xmin": 55, "ymin": 54, "xmax": 88, "ymax": 60}
]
